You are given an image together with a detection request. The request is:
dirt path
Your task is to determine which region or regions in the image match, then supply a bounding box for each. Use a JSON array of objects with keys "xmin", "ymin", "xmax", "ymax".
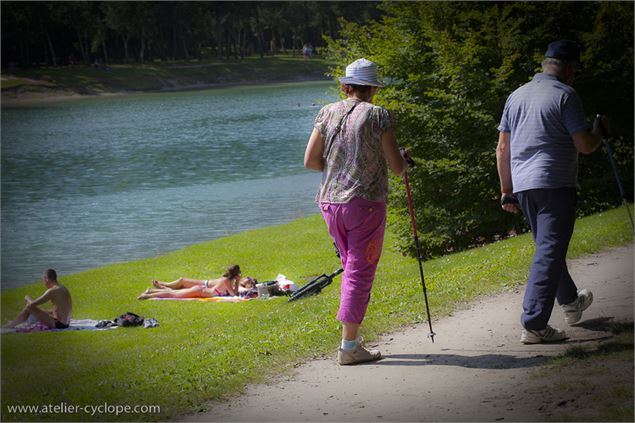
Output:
[{"xmin": 184, "ymin": 245, "xmax": 633, "ymax": 422}]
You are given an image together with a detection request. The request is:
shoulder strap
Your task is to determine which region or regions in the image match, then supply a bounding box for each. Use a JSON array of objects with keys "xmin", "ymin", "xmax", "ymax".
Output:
[{"xmin": 323, "ymin": 101, "xmax": 360, "ymax": 162}]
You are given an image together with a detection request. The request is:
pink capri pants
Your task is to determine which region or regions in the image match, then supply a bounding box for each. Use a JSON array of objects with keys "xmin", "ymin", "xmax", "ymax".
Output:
[{"xmin": 320, "ymin": 197, "xmax": 387, "ymax": 325}]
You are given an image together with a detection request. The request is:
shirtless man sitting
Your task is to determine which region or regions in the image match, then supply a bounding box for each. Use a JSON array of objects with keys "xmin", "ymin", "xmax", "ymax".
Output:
[{"xmin": 3, "ymin": 268, "xmax": 73, "ymax": 329}]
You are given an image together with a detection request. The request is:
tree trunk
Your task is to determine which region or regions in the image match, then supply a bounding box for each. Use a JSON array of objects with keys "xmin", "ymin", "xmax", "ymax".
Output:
[
  {"xmin": 77, "ymin": 30, "xmax": 89, "ymax": 63},
  {"xmin": 240, "ymin": 28, "xmax": 246, "ymax": 58},
  {"xmin": 122, "ymin": 35, "xmax": 130, "ymax": 62},
  {"xmin": 46, "ymin": 31, "xmax": 57, "ymax": 66},
  {"xmin": 139, "ymin": 27, "xmax": 146, "ymax": 63},
  {"xmin": 24, "ymin": 39, "xmax": 31, "ymax": 66},
  {"xmin": 172, "ymin": 25, "xmax": 178, "ymax": 60},
  {"xmin": 140, "ymin": 38, "xmax": 145, "ymax": 63},
  {"xmin": 292, "ymin": 33, "xmax": 298, "ymax": 56},
  {"xmin": 224, "ymin": 27, "xmax": 230, "ymax": 59},
  {"xmin": 231, "ymin": 28, "xmax": 238, "ymax": 59},
  {"xmin": 327, "ymin": 16, "xmax": 335, "ymax": 39},
  {"xmin": 216, "ymin": 12, "xmax": 223, "ymax": 58},
  {"xmin": 256, "ymin": 16, "xmax": 265, "ymax": 58},
  {"xmin": 102, "ymin": 40, "xmax": 109, "ymax": 64},
  {"xmin": 182, "ymin": 36, "xmax": 190, "ymax": 60}
]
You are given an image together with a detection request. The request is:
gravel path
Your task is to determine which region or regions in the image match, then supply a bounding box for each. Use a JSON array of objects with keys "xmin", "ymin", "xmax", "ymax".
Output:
[{"xmin": 184, "ymin": 244, "xmax": 634, "ymax": 422}]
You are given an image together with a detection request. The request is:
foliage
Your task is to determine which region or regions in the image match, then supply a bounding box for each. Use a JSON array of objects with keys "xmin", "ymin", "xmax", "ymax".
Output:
[
  {"xmin": 1, "ymin": 207, "xmax": 631, "ymax": 421},
  {"xmin": 324, "ymin": 1, "xmax": 634, "ymax": 258},
  {"xmin": 1, "ymin": 1, "xmax": 380, "ymax": 67}
]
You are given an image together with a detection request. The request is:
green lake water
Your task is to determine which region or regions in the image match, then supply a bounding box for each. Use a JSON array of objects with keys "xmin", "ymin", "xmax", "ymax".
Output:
[{"xmin": 1, "ymin": 81, "xmax": 337, "ymax": 288}]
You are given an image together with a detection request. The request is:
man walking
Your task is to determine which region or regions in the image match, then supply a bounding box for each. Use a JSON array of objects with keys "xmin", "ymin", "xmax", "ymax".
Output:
[{"xmin": 496, "ymin": 40, "xmax": 608, "ymax": 343}]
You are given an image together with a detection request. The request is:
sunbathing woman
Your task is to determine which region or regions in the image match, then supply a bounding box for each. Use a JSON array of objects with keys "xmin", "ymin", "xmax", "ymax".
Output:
[{"xmin": 138, "ymin": 265, "xmax": 256, "ymax": 300}]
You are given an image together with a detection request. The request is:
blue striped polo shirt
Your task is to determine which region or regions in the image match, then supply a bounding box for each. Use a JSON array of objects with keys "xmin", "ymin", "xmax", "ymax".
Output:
[{"xmin": 498, "ymin": 73, "xmax": 590, "ymax": 193}]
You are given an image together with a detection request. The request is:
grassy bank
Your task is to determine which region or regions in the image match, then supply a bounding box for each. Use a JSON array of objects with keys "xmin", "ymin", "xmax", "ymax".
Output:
[
  {"xmin": 1, "ymin": 55, "xmax": 332, "ymax": 101},
  {"xmin": 1, "ymin": 207, "xmax": 632, "ymax": 421},
  {"xmin": 539, "ymin": 322, "xmax": 634, "ymax": 421}
]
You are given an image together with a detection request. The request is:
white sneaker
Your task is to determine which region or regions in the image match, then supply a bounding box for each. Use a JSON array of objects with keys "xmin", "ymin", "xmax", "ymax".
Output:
[
  {"xmin": 520, "ymin": 325, "xmax": 567, "ymax": 344},
  {"xmin": 337, "ymin": 337, "xmax": 381, "ymax": 365},
  {"xmin": 562, "ymin": 289, "xmax": 593, "ymax": 325}
]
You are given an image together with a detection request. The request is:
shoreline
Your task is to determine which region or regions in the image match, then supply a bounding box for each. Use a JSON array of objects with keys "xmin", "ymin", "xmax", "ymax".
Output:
[
  {"xmin": 1, "ymin": 76, "xmax": 332, "ymax": 107},
  {"xmin": 0, "ymin": 210, "xmax": 324, "ymax": 292}
]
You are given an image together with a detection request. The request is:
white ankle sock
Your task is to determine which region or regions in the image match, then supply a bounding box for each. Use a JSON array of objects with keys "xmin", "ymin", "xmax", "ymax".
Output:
[{"xmin": 341, "ymin": 339, "xmax": 358, "ymax": 351}]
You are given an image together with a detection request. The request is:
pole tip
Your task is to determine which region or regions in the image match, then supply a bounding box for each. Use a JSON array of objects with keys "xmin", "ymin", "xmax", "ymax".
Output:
[{"xmin": 428, "ymin": 332, "xmax": 436, "ymax": 343}]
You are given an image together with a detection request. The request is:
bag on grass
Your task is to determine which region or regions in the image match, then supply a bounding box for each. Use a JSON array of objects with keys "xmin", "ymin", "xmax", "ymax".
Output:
[{"xmin": 114, "ymin": 312, "xmax": 144, "ymax": 327}]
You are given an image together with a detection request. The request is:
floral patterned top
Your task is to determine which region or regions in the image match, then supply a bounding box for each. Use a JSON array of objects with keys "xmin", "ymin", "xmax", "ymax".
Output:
[{"xmin": 314, "ymin": 98, "xmax": 394, "ymax": 203}]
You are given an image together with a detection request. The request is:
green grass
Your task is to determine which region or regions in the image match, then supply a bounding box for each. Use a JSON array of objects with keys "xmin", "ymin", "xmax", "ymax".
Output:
[
  {"xmin": 1, "ymin": 55, "xmax": 333, "ymax": 96},
  {"xmin": 542, "ymin": 322, "xmax": 634, "ymax": 422},
  {"xmin": 555, "ymin": 321, "xmax": 634, "ymax": 360},
  {"xmin": 1, "ymin": 207, "xmax": 632, "ymax": 421}
]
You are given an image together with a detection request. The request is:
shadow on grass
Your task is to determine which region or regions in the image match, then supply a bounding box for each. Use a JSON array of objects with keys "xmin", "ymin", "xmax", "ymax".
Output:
[{"xmin": 557, "ymin": 320, "xmax": 634, "ymax": 360}]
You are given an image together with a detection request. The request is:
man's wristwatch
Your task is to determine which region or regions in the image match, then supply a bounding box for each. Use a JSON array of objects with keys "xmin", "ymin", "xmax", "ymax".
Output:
[{"xmin": 501, "ymin": 193, "xmax": 519, "ymax": 206}]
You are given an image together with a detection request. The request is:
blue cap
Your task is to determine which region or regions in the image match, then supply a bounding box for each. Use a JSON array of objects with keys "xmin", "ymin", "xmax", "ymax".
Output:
[{"xmin": 545, "ymin": 40, "xmax": 580, "ymax": 62}]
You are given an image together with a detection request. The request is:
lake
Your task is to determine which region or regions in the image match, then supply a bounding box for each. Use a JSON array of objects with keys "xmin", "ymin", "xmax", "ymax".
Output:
[{"xmin": 1, "ymin": 81, "xmax": 338, "ymax": 288}]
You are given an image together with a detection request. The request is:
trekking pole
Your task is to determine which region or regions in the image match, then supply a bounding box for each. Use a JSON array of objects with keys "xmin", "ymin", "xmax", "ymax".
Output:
[
  {"xmin": 402, "ymin": 154, "xmax": 436, "ymax": 342},
  {"xmin": 597, "ymin": 115, "xmax": 634, "ymax": 232}
]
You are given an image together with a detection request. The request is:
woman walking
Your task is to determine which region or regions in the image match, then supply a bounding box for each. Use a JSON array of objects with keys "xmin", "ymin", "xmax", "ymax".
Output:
[{"xmin": 304, "ymin": 58, "xmax": 409, "ymax": 365}]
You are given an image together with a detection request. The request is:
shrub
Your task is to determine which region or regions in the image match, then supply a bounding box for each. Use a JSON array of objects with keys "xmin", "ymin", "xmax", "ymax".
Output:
[{"xmin": 325, "ymin": 1, "xmax": 634, "ymax": 258}]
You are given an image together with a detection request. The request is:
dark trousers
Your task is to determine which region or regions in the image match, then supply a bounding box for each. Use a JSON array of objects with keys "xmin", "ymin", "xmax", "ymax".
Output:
[{"xmin": 517, "ymin": 188, "xmax": 579, "ymax": 331}]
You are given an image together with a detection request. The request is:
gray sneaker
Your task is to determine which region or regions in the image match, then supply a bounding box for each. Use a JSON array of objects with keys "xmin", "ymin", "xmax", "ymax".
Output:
[
  {"xmin": 561, "ymin": 289, "xmax": 593, "ymax": 325},
  {"xmin": 520, "ymin": 325, "xmax": 567, "ymax": 344},
  {"xmin": 337, "ymin": 338, "xmax": 381, "ymax": 365}
]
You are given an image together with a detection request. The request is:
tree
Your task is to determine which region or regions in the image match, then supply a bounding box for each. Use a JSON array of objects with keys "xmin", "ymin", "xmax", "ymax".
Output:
[
  {"xmin": 57, "ymin": 1, "xmax": 97, "ymax": 64},
  {"xmin": 102, "ymin": 2, "xmax": 137, "ymax": 63},
  {"xmin": 325, "ymin": 1, "xmax": 634, "ymax": 258},
  {"xmin": 2, "ymin": 1, "xmax": 381, "ymax": 66}
]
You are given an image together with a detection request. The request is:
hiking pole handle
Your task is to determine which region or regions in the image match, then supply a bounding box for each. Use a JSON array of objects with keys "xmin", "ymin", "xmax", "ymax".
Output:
[{"xmin": 400, "ymin": 147, "xmax": 415, "ymax": 167}]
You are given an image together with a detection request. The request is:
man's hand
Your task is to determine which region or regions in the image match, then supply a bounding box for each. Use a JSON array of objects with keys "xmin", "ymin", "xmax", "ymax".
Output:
[
  {"xmin": 593, "ymin": 114, "xmax": 610, "ymax": 138},
  {"xmin": 501, "ymin": 193, "xmax": 520, "ymax": 214}
]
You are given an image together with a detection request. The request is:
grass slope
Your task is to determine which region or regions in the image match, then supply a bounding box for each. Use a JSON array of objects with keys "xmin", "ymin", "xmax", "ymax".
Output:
[
  {"xmin": 1, "ymin": 207, "xmax": 632, "ymax": 421},
  {"xmin": 1, "ymin": 55, "xmax": 332, "ymax": 99},
  {"xmin": 539, "ymin": 322, "xmax": 634, "ymax": 421}
]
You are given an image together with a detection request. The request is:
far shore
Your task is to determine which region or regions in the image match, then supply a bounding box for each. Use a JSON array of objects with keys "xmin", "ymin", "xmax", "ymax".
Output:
[
  {"xmin": 1, "ymin": 76, "xmax": 332, "ymax": 107},
  {"xmin": 1, "ymin": 55, "xmax": 335, "ymax": 107}
]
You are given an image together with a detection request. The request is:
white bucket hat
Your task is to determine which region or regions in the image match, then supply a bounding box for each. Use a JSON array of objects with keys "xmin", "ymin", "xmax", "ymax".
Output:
[{"xmin": 338, "ymin": 58, "xmax": 383, "ymax": 87}]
